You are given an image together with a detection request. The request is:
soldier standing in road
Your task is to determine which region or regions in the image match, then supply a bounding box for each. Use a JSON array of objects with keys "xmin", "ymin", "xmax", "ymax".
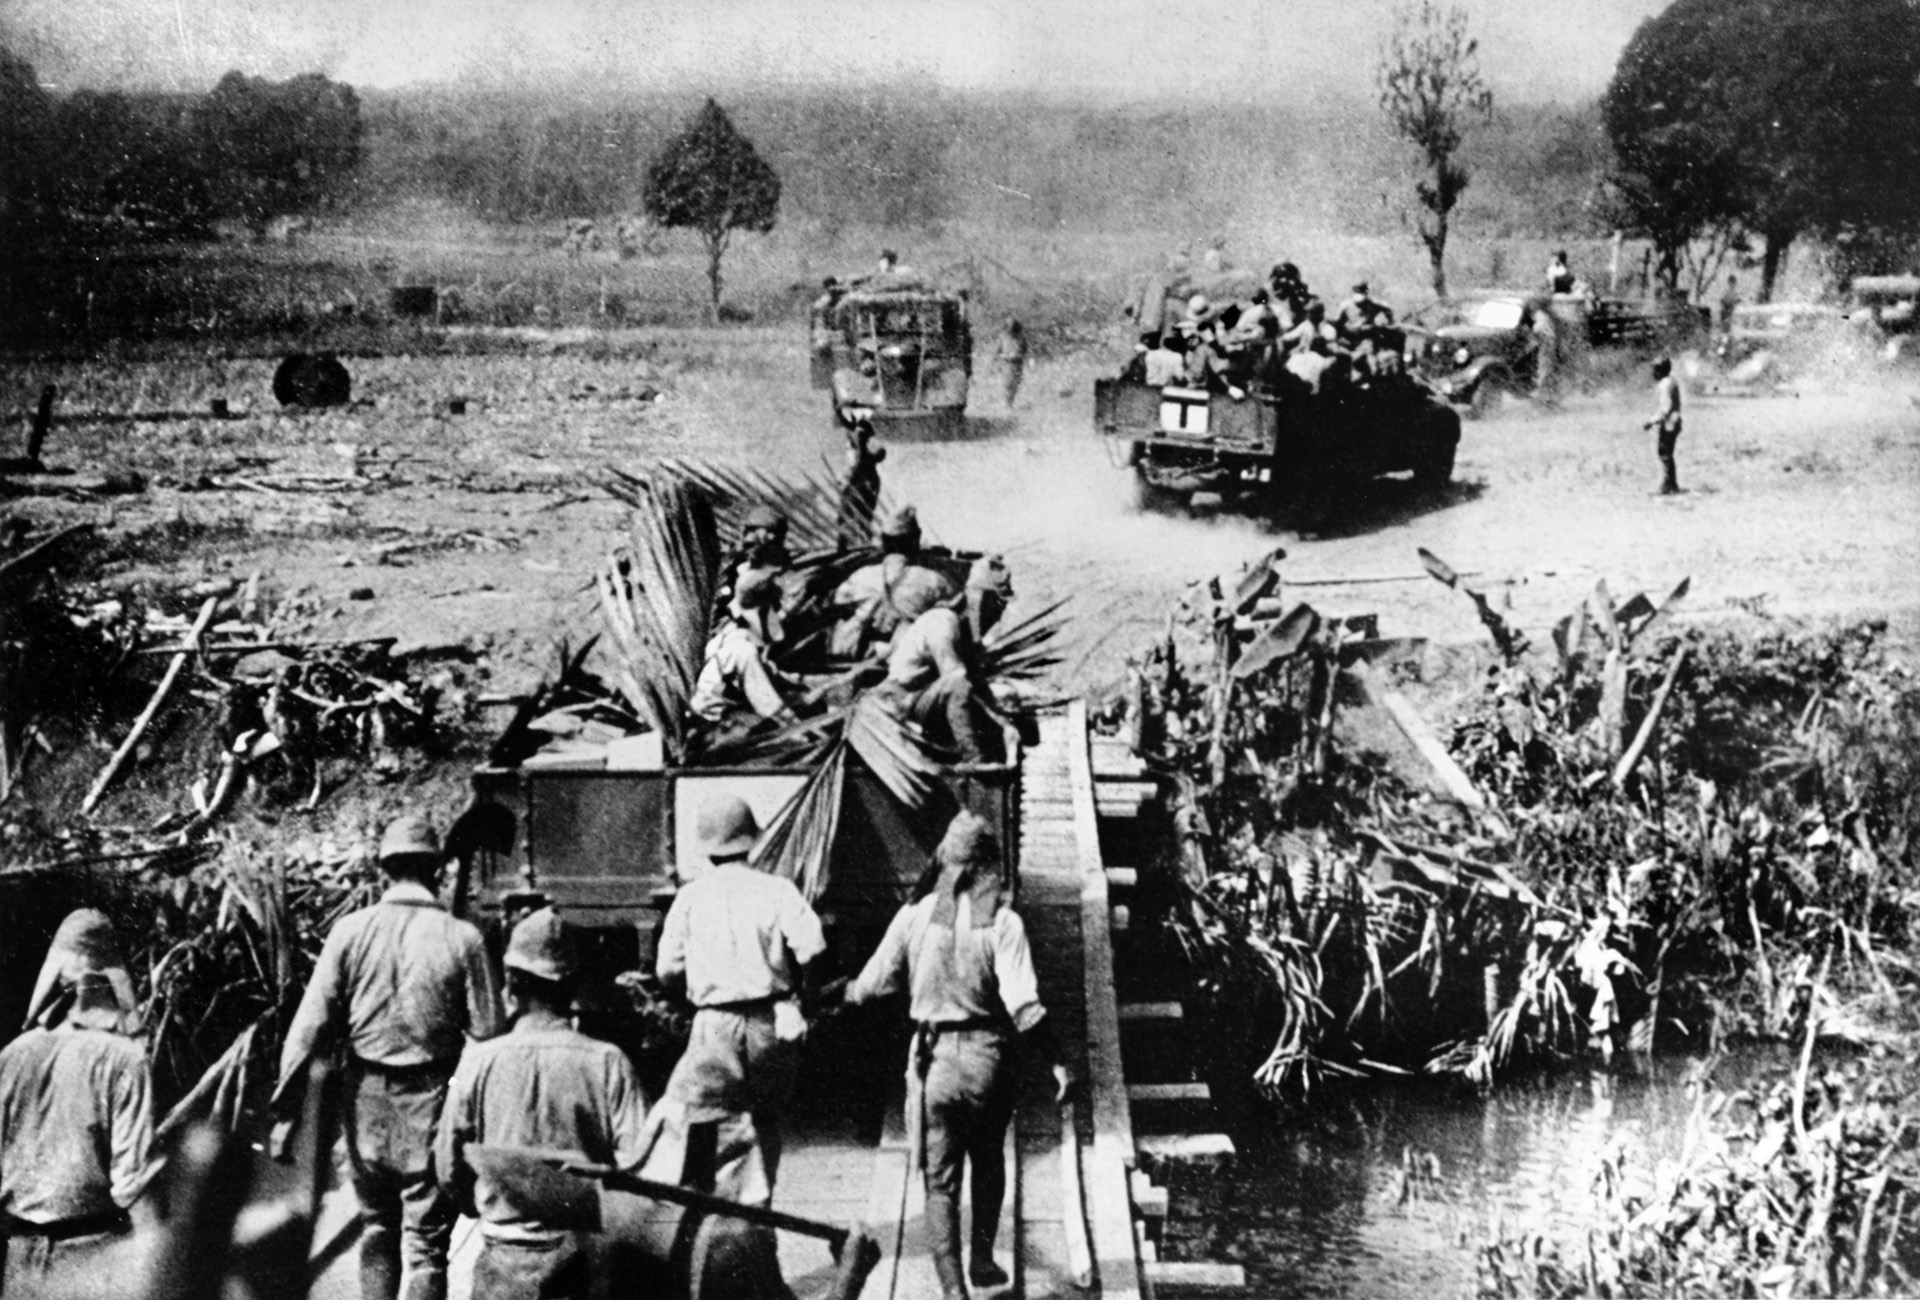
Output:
[
  {"xmin": 1644, "ymin": 356, "xmax": 1684, "ymax": 495},
  {"xmin": 436, "ymin": 908, "xmax": 651, "ymax": 1300},
  {"xmin": 0, "ymin": 910, "xmax": 155, "ymax": 1295},
  {"xmin": 652, "ymin": 796, "xmax": 826, "ymax": 1208},
  {"xmin": 991, "ymin": 318, "xmax": 1028, "ymax": 411},
  {"xmin": 1718, "ymin": 274, "xmax": 1740, "ymax": 336},
  {"xmin": 842, "ymin": 813, "xmax": 1072, "ymax": 1300},
  {"xmin": 278, "ymin": 815, "xmax": 505, "ymax": 1300}
]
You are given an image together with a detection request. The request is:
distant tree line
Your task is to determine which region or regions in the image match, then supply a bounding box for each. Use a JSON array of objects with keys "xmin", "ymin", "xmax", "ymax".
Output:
[
  {"xmin": 1603, "ymin": 0, "xmax": 1920, "ymax": 299},
  {"xmin": 0, "ymin": 50, "xmax": 361, "ymax": 244}
]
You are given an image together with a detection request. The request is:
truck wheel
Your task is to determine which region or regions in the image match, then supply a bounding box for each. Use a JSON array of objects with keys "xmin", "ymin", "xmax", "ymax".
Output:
[
  {"xmin": 1131, "ymin": 471, "xmax": 1186, "ymax": 515},
  {"xmin": 1415, "ymin": 436, "xmax": 1457, "ymax": 488}
]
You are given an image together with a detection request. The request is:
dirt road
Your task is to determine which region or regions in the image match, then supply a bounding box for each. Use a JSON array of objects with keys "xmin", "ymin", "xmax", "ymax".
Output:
[{"xmin": 10, "ymin": 330, "xmax": 1920, "ymax": 702}]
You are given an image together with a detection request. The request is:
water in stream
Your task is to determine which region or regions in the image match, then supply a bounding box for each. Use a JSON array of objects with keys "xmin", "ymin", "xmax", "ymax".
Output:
[{"xmin": 1161, "ymin": 1049, "xmax": 1787, "ymax": 1299}]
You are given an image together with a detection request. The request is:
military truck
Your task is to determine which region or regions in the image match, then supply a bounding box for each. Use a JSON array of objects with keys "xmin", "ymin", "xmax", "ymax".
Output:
[
  {"xmin": 811, "ymin": 276, "xmax": 972, "ymax": 435},
  {"xmin": 453, "ymin": 521, "xmax": 1030, "ymax": 1053},
  {"xmin": 1404, "ymin": 290, "xmax": 1707, "ymax": 416},
  {"xmin": 1094, "ymin": 370, "xmax": 1460, "ymax": 520}
]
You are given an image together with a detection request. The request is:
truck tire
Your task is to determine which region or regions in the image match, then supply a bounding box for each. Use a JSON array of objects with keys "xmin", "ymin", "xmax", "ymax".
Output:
[
  {"xmin": 1131, "ymin": 470, "xmax": 1187, "ymax": 515},
  {"xmin": 1415, "ymin": 437, "xmax": 1457, "ymax": 488},
  {"xmin": 1467, "ymin": 377, "xmax": 1503, "ymax": 420},
  {"xmin": 1415, "ymin": 410, "xmax": 1461, "ymax": 488}
]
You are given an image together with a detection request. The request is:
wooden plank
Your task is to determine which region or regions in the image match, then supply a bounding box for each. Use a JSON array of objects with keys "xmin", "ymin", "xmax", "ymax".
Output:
[
  {"xmin": 1136, "ymin": 1134, "xmax": 1236, "ymax": 1168},
  {"xmin": 1129, "ymin": 1171, "xmax": 1168, "ymax": 1220},
  {"xmin": 1145, "ymin": 1262, "xmax": 1247, "ymax": 1289},
  {"xmin": 1067, "ymin": 698, "xmax": 1144, "ymax": 1300},
  {"xmin": 1126, "ymin": 1083, "xmax": 1211, "ymax": 1104}
]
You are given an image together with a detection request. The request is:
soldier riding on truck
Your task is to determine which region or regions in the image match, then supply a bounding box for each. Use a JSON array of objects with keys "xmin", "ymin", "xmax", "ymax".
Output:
[{"xmin": 1100, "ymin": 262, "xmax": 1460, "ymax": 524}]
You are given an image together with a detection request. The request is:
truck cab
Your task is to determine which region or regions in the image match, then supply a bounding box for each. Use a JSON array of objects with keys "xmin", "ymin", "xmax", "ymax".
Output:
[{"xmin": 815, "ymin": 279, "xmax": 972, "ymax": 435}]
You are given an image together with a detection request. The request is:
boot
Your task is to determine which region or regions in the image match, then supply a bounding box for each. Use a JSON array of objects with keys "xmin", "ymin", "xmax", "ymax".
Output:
[
  {"xmin": 969, "ymin": 1174, "xmax": 1009, "ymax": 1289},
  {"xmin": 926, "ymin": 1190, "xmax": 970, "ymax": 1300}
]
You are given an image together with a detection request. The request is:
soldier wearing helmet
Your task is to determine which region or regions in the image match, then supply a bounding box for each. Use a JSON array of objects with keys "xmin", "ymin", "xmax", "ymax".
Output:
[
  {"xmin": 0, "ymin": 909, "xmax": 155, "ymax": 1289},
  {"xmin": 652, "ymin": 796, "xmax": 827, "ymax": 1207},
  {"xmin": 829, "ymin": 505, "xmax": 958, "ymax": 659},
  {"xmin": 278, "ymin": 815, "xmax": 504, "ymax": 1300},
  {"xmin": 874, "ymin": 553, "xmax": 1016, "ymax": 764},
  {"xmin": 842, "ymin": 813, "xmax": 1072, "ymax": 1300},
  {"xmin": 435, "ymin": 908, "xmax": 650, "ymax": 1300},
  {"xmin": 689, "ymin": 567, "xmax": 803, "ymax": 735}
]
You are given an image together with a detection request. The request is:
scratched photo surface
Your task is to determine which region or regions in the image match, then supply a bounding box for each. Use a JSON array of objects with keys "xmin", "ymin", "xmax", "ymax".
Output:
[{"xmin": 3, "ymin": 1, "xmax": 1919, "ymax": 1297}]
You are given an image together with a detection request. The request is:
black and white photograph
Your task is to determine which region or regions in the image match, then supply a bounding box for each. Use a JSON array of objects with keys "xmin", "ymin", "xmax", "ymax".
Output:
[{"xmin": 2, "ymin": 0, "xmax": 1919, "ymax": 1295}]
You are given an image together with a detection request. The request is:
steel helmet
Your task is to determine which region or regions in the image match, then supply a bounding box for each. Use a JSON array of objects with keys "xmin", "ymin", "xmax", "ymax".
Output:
[
  {"xmin": 741, "ymin": 504, "xmax": 785, "ymax": 533},
  {"xmin": 879, "ymin": 504, "xmax": 921, "ymax": 545},
  {"xmin": 504, "ymin": 907, "xmax": 576, "ymax": 984},
  {"xmin": 1185, "ymin": 293, "xmax": 1211, "ymax": 320},
  {"xmin": 698, "ymin": 795, "xmax": 762, "ymax": 859}
]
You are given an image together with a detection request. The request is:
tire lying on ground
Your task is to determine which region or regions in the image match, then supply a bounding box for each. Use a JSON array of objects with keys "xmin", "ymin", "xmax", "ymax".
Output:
[{"xmin": 272, "ymin": 353, "xmax": 352, "ymax": 408}]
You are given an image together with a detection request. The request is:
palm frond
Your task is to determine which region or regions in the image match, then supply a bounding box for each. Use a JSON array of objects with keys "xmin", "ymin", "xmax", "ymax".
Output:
[
  {"xmin": 594, "ymin": 478, "xmax": 721, "ymax": 762},
  {"xmin": 845, "ymin": 693, "xmax": 940, "ymax": 809},
  {"xmin": 982, "ymin": 597, "xmax": 1070, "ymax": 681},
  {"xmin": 752, "ymin": 740, "xmax": 850, "ymax": 902}
]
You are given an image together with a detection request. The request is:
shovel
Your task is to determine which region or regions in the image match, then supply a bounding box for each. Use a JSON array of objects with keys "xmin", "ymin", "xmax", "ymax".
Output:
[{"xmin": 467, "ymin": 1144, "xmax": 884, "ymax": 1300}]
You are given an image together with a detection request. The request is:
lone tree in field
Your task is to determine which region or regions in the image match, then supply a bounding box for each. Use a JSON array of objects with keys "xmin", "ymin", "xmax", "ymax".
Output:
[
  {"xmin": 645, "ymin": 99, "xmax": 780, "ymax": 322},
  {"xmin": 1605, "ymin": 0, "xmax": 1920, "ymax": 301},
  {"xmin": 1376, "ymin": 1, "xmax": 1494, "ymax": 300}
]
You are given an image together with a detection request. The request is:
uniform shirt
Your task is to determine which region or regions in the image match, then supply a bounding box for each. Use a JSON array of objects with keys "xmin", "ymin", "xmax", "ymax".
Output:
[
  {"xmin": 0, "ymin": 1011, "xmax": 153, "ymax": 1224},
  {"xmin": 1335, "ymin": 296, "xmax": 1393, "ymax": 337},
  {"xmin": 435, "ymin": 1010, "xmax": 650, "ymax": 1243},
  {"xmin": 655, "ymin": 865, "xmax": 825, "ymax": 1007},
  {"xmin": 846, "ymin": 892, "xmax": 1046, "ymax": 1032},
  {"xmin": 886, "ymin": 607, "xmax": 971, "ymax": 693},
  {"xmin": 1143, "ymin": 347, "xmax": 1187, "ymax": 386},
  {"xmin": 689, "ymin": 621, "xmax": 791, "ymax": 723},
  {"xmin": 279, "ymin": 881, "xmax": 504, "ymax": 1077},
  {"xmin": 1651, "ymin": 375, "xmax": 1683, "ymax": 431},
  {"xmin": 832, "ymin": 559, "xmax": 957, "ymax": 657}
]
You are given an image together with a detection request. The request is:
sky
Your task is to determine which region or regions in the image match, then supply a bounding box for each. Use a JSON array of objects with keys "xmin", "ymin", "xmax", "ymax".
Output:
[{"xmin": 1, "ymin": 0, "xmax": 1669, "ymax": 103}]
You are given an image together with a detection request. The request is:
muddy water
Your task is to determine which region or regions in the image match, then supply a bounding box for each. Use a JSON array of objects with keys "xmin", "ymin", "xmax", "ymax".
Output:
[{"xmin": 1160, "ymin": 1052, "xmax": 1784, "ymax": 1299}]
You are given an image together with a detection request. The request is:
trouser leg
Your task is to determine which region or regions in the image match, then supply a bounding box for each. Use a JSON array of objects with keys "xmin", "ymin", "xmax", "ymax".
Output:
[
  {"xmin": 1658, "ymin": 427, "xmax": 1680, "ymax": 494},
  {"xmin": 349, "ymin": 1066, "xmax": 453, "ymax": 1300},
  {"xmin": 967, "ymin": 1076, "xmax": 1014, "ymax": 1286},
  {"xmin": 356, "ymin": 1190, "xmax": 403, "ymax": 1300},
  {"xmin": 925, "ymin": 1190, "xmax": 969, "ymax": 1300}
]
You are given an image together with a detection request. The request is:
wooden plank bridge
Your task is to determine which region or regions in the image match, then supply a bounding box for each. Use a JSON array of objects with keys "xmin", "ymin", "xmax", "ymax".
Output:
[{"xmin": 309, "ymin": 703, "xmax": 1240, "ymax": 1298}]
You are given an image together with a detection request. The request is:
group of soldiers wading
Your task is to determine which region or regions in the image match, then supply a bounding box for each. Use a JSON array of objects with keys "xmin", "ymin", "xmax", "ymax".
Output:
[
  {"xmin": 1124, "ymin": 258, "xmax": 1405, "ymax": 401},
  {"xmin": 1, "ymin": 491, "xmax": 1066, "ymax": 1300}
]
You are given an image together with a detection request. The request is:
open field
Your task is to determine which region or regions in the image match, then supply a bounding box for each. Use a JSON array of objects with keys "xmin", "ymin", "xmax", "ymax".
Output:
[{"xmin": 7, "ymin": 319, "xmax": 1919, "ymax": 708}]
